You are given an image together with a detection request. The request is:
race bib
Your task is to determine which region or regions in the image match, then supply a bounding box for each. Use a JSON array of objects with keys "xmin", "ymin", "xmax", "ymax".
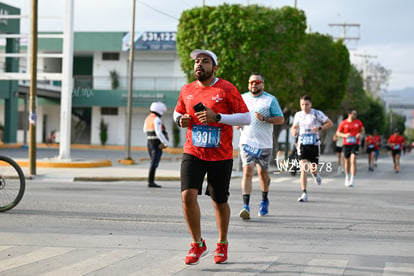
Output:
[
  {"xmin": 243, "ymin": 144, "xmax": 262, "ymax": 158},
  {"xmin": 301, "ymin": 133, "xmax": 316, "ymax": 145},
  {"xmin": 192, "ymin": 125, "xmax": 221, "ymax": 148},
  {"xmin": 368, "ymin": 144, "xmax": 375, "ymax": 149},
  {"xmin": 346, "ymin": 136, "xmax": 357, "ymax": 144},
  {"xmin": 393, "ymin": 144, "xmax": 400, "ymax": 150}
]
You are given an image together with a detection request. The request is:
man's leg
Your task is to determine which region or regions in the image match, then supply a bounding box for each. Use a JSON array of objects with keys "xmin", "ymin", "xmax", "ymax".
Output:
[
  {"xmin": 213, "ymin": 200, "xmax": 230, "ymax": 242},
  {"xmin": 297, "ymin": 160, "xmax": 309, "ymax": 202},
  {"xmin": 395, "ymin": 153, "xmax": 401, "ymax": 171},
  {"xmin": 182, "ymin": 189, "xmax": 202, "ymax": 242},
  {"xmin": 300, "ymin": 160, "xmax": 308, "ymax": 192},
  {"xmin": 239, "ymin": 164, "xmax": 254, "ymax": 219},
  {"xmin": 212, "ymin": 200, "xmax": 230, "ymax": 264},
  {"xmin": 350, "ymin": 154, "xmax": 357, "ymax": 176},
  {"xmin": 256, "ymin": 165, "xmax": 270, "ymax": 193},
  {"xmin": 241, "ymin": 164, "xmax": 254, "ymax": 195}
]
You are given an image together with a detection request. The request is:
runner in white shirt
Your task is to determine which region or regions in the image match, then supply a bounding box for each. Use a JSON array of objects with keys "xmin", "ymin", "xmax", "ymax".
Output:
[
  {"xmin": 291, "ymin": 95, "xmax": 333, "ymax": 202},
  {"xmin": 237, "ymin": 73, "xmax": 284, "ymax": 219}
]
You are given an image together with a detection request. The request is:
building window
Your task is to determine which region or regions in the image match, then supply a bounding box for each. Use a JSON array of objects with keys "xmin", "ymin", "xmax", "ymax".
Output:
[
  {"xmin": 18, "ymin": 111, "xmax": 27, "ymax": 130},
  {"xmin": 102, "ymin": 52, "xmax": 120, "ymax": 61},
  {"xmin": 101, "ymin": 107, "xmax": 118, "ymax": 115}
]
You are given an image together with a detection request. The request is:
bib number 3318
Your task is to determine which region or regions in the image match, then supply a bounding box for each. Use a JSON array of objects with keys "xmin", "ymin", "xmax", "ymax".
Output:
[{"xmin": 192, "ymin": 125, "xmax": 221, "ymax": 148}]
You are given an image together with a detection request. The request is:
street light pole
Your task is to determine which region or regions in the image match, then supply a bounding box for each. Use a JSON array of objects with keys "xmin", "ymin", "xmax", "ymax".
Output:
[
  {"xmin": 124, "ymin": 0, "xmax": 136, "ymax": 161},
  {"xmin": 29, "ymin": 0, "xmax": 38, "ymax": 175}
]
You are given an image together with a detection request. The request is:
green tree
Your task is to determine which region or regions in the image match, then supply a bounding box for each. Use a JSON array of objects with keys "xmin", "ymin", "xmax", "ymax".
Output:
[
  {"xmin": 340, "ymin": 65, "xmax": 370, "ymax": 113},
  {"xmin": 339, "ymin": 65, "xmax": 387, "ymax": 135},
  {"xmin": 385, "ymin": 111, "xmax": 406, "ymax": 138},
  {"xmin": 294, "ymin": 33, "xmax": 350, "ymax": 115},
  {"xmin": 358, "ymin": 97, "xmax": 386, "ymax": 135},
  {"xmin": 176, "ymin": 4, "xmax": 307, "ymax": 94},
  {"xmin": 365, "ymin": 61, "xmax": 392, "ymax": 98}
]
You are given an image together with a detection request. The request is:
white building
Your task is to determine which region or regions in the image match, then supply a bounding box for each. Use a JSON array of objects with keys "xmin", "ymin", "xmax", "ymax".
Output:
[{"xmin": 1, "ymin": 31, "xmax": 190, "ymax": 147}]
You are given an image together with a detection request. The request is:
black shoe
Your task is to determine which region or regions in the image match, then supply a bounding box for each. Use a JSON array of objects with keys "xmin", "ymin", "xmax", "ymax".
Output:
[{"xmin": 148, "ymin": 183, "xmax": 162, "ymax": 188}]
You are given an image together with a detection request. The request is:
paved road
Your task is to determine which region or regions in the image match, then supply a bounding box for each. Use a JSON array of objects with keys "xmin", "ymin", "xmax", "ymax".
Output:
[{"xmin": 0, "ymin": 149, "xmax": 413, "ymax": 275}]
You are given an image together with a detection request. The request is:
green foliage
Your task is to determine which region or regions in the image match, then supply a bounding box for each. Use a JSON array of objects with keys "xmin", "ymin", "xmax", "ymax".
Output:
[
  {"xmin": 358, "ymin": 97, "xmax": 386, "ymax": 135},
  {"xmin": 99, "ymin": 118, "xmax": 108, "ymax": 145},
  {"xmin": 340, "ymin": 65, "xmax": 370, "ymax": 113},
  {"xmin": 384, "ymin": 111, "xmax": 406, "ymax": 138},
  {"xmin": 110, "ymin": 70, "xmax": 119, "ymax": 89},
  {"xmin": 176, "ymin": 4, "xmax": 307, "ymax": 95},
  {"xmin": 294, "ymin": 33, "xmax": 350, "ymax": 115}
]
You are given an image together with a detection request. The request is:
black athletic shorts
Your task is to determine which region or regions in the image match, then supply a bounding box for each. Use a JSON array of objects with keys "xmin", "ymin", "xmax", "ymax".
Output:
[
  {"xmin": 366, "ymin": 146, "xmax": 376, "ymax": 154},
  {"xmin": 180, "ymin": 153, "xmax": 233, "ymax": 204},
  {"xmin": 343, "ymin": 144, "xmax": 359, "ymax": 158},
  {"xmin": 298, "ymin": 144, "xmax": 320, "ymax": 164},
  {"xmin": 391, "ymin": 149, "xmax": 401, "ymax": 157}
]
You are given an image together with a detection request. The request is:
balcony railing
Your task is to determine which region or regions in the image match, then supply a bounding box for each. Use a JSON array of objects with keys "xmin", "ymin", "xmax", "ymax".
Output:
[
  {"xmin": 17, "ymin": 75, "xmax": 188, "ymax": 92},
  {"xmin": 92, "ymin": 75, "xmax": 187, "ymax": 91}
]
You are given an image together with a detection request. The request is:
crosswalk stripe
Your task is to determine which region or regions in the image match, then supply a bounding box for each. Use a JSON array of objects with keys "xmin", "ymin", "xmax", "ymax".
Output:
[
  {"xmin": 128, "ymin": 253, "xmax": 185, "ymax": 276},
  {"xmin": 301, "ymin": 259, "xmax": 348, "ymax": 275},
  {"xmin": 0, "ymin": 247, "xmax": 74, "ymax": 272},
  {"xmin": 41, "ymin": 249, "xmax": 143, "ymax": 276},
  {"xmin": 383, "ymin": 262, "xmax": 414, "ymax": 275}
]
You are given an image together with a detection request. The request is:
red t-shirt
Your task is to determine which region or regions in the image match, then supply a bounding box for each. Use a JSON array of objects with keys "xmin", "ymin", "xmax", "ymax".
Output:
[
  {"xmin": 337, "ymin": 119, "xmax": 364, "ymax": 146},
  {"xmin": 372, "ymin": 135, "xmax": 381, "ymax": 150},
  {"xmin": 388, "ymin": 134, "xmax": 406, "ymax": 150},
  {"xmin": 365, "ymin": 135, "xmax": 376, "ymax": 149},
  {"xmin": 175, "ymin": 78, "xmax": 249, "ymax": 161}
]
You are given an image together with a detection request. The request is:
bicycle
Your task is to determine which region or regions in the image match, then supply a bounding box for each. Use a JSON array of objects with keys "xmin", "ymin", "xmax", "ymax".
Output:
[{"xmin": 0, "ymin": 155, "xmax": 26, "ymax": 212}]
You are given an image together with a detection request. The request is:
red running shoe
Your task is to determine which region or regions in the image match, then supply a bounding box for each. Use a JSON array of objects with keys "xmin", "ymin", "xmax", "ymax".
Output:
[
  {"xmin": 184, "ymin": 240, "xmax": 208, "ymax": 265},
  {"xmin": 214, "ymin": 242, "xmax": 228, "ymax": 264}
]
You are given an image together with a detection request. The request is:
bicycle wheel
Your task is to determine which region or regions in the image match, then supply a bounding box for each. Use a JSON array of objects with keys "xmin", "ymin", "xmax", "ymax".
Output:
[{"xmin": 0, "ymin": 155, "xmax": 26, "ymax": 212}]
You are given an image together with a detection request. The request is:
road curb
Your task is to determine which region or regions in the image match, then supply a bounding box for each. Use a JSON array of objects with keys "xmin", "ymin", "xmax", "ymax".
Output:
[{"xmin": 16, "ymin": 159, "xmax": 112, "ymax": 168}]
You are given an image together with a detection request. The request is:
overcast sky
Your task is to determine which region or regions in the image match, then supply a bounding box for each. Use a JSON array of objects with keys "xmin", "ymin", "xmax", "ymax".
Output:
[{"xmin": 4, "ymin": 0, "xmax": 414, "ymax": 92}]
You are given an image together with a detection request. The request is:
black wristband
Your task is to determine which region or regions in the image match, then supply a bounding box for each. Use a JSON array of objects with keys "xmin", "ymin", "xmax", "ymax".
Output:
[
  {"xmin": 319, "ymin": 126, "xmax": 322, "ymax": 131},
  {"xmin": 176, "ymin": 115, "xmax": 182, "ymax": 127}
]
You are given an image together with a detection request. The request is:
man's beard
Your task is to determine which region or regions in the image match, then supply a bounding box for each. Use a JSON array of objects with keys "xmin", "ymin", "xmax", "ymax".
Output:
[
  {"xmin": 250, "ymin": 88, "xmax": 263, "ymax": 95},
  {"xmin": 195, "ymin": 68, "xmax": 213, "ymax": 82}
]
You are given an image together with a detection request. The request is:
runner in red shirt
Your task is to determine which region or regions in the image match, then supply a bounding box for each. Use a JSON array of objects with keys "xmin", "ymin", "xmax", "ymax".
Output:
[
  {"xmin": 174, "ymin": 49, "xmax": 250, "ymax": 265},
  {"xmin": 336, "ymin": 109, "xmax": 365, "ymax": 187},
  {"xmin": 387, "ymin": 128, "xmax": 406, "ymax": 173},
  {"xmin": 365, "ymin": 133, "xmax": 377, "ymax": 171},
  {"xmin": 372, "ymin": 129, "xmax": 381, "ymax": 167}
]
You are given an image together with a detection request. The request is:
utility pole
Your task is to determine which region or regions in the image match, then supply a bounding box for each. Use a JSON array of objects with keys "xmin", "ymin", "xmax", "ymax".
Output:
[
  {"xmin": 29, "ymin": 0, "xmax": 38, "ymax": 175},
  {"xmin": 328, "ymin": 22, "xmax": 360, "ymax": 50},
  {"xmin": 124, "ymin": 0, "xmax": 136, "ymax": 162},
  {"xmin": 354, "ymin": 52, "xmax": 377, "ymax": 90}
]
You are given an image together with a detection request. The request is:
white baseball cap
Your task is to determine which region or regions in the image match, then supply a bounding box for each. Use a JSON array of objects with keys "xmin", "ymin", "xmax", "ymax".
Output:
[
  {"xmin": 150, "ymin": 102, "xmax": 167, "ymax": 116},
  {"xmin": 190, "ymin": 49, "xmax": 218, "ymax": 65}
]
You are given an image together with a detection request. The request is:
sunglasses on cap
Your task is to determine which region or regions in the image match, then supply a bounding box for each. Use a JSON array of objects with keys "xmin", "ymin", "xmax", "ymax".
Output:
[{"xmin": 249, "ymin": 80, "xmax": 263, "ymax": 85}]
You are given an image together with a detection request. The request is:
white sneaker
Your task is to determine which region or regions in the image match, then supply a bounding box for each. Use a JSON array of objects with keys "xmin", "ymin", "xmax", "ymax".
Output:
[
  {"xmin": 345, "ymin": 178, "xmax": 354, "ymax": 187},
  {"xmin": 297, "ymin": 192, "xmax": 308, "ymax": 202},
  {"xmin": 312, "ymin": 174, "xmax": 322, "ymax": 185}
]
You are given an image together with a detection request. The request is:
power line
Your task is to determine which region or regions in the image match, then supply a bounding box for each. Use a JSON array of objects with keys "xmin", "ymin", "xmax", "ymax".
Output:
[{"xmin": 136, "ymin": 0, "xmax": 179, "ymax": 20}]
